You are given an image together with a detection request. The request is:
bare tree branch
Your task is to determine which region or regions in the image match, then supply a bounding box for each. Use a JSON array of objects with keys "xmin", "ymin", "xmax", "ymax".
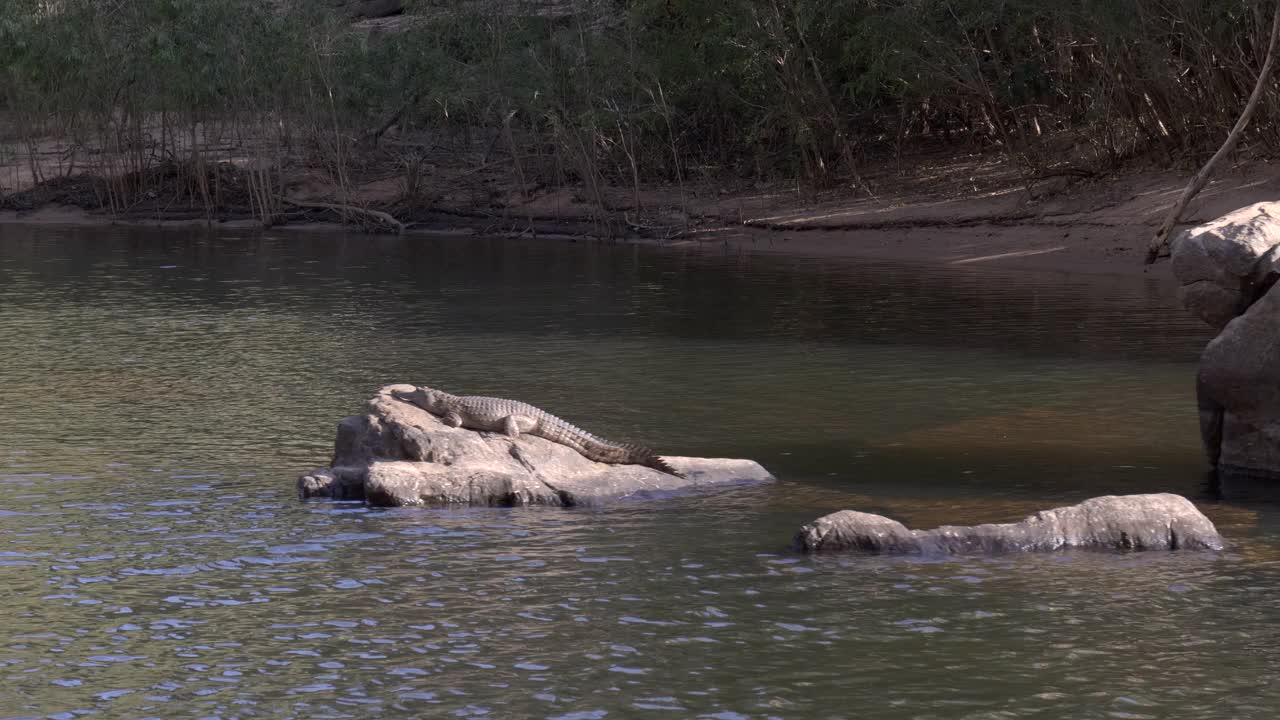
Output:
[{"xmin": 1145, "ymin": 2, "xmax": 1280, "ymax": 264}]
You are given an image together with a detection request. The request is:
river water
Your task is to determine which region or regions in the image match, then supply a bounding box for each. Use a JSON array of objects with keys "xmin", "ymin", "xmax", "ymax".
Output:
[{"xmin": 1, "ymin": 225, "xmax": 1275, "ymax": 719}]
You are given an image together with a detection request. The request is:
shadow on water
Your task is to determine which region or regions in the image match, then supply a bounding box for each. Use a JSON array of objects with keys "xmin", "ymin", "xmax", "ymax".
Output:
[{"xmin": 7, "ymin": 224, "xmax": 1280, "ymax": 719}]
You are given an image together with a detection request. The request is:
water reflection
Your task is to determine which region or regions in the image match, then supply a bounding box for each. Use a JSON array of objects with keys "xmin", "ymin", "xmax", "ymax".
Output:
[{"xmin": 3, "ymin": 225, "xmax": 1272, "ymax": 719}]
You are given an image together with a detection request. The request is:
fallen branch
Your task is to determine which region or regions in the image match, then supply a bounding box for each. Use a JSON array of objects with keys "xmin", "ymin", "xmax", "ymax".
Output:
[
  {"xmin": 278, "ymin": 196, "xmax": 405, "ymax": 234},
  {"xmin": 1145, "ymin": 3, "xmax": 1280, "ymax": 264}
]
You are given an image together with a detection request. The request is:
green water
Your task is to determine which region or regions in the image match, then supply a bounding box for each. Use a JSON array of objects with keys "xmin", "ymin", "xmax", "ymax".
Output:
[{"xmin": 3, "ymin": 224, "xmax": 1275, "ymax": 719}]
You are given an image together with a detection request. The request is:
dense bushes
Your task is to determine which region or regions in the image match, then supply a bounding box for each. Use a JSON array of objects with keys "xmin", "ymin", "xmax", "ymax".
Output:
[{"xmin": 1, "ymin": 0, "xmax": 1277, "ymax": 208}]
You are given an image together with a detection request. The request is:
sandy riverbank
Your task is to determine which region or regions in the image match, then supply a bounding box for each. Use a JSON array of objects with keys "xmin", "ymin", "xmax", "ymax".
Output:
[
  {"xmin": 4, "ymin": 150, "xmax": 1275, "ymax": 278},
  {"xmin": 672, "ymin": 157, "xmax": 1280, "ymax": 276}
]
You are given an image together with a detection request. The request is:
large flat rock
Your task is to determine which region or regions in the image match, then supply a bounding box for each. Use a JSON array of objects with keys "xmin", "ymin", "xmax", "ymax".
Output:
[
  {"xmin": 298, "ymin": 384, "xmax": 774, "ymax": 507},
  {"xmin": 794, "ymin": 493, "xmax": 1224, "ymax": 554}
]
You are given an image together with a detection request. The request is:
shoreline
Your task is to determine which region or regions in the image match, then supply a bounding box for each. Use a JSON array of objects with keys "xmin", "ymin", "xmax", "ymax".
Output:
[
  {"xmin": 0, "ymin": 203, "xmax": 1176, "ymax": 278},
  {"xmin": 4, "ymin": 158, "xmax": 1276, "ymax": 279}
]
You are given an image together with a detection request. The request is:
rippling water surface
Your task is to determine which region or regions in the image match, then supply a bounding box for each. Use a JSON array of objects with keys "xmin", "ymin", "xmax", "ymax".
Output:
[{"xmin": 2, "ymin": 225, "xmax": 1276, "ymax": 719}]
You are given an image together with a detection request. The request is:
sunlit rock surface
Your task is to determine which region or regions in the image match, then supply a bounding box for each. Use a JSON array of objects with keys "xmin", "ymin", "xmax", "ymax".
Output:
[
  {"xmin": 794, "ymin": 493, "xmax": 1224, "ymax": 554},
  {"xmin": 1171, "ymin": 202, "xmax": 1280, "ymax": 329},
  {"xmin": 297, "ymin": 384, "xmax": 774, "ymax": 506},
  {"xmin": 1171, "ymin": 203, "xmax": 1280, "ymax": 482}
]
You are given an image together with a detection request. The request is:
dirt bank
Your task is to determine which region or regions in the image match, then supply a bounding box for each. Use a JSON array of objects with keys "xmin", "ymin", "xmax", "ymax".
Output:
[
  {"xmin": 670, "ymin": 155, "xmax": 1280, "ymax": 277},
  {"xmin": 4, "ymin": 146, "xmax": 1274, "ymax": 278}
]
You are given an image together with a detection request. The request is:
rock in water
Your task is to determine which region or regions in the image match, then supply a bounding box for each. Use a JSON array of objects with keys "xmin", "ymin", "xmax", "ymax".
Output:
[
  {"xmin": 1197, "ymin": 279, "xmax": 1280, "ymax": 478},
  {"xmin": 794, "ymin": 494, "xmax": 1224, "ymax": 554},
  {"xmin": 1171, "ymin": 202, "xmax": 1280, "ymax": 482},
  {"xmin": 297, "ymin": 384, "xmax": 774, "ymax": 507},
  {"xmin": 1171, "ymin": 202, "xmax": 1280, "ymax": 329}
]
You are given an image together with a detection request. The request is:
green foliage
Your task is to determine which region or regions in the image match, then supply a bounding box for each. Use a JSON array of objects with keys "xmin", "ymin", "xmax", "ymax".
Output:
[{"xmin": 3, "ymin": 0, "xmax": 1279, "ymax": 192}]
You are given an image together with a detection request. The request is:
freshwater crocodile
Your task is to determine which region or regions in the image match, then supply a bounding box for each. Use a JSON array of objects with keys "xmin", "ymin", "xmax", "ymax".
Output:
[{"xmin": 392, "ymin": 386, "xmax": 684, "ymax": 477}]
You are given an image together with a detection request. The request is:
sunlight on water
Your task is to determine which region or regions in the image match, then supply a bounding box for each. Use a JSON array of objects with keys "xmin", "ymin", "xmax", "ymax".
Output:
[{"xmin": 3, "ymin": 225, "xmax": 1276, "ymax": 719}]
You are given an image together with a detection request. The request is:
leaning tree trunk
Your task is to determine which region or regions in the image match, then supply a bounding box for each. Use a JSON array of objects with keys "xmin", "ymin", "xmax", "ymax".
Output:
[{"xmin": 1145, "ymin": 3, "xmax": 1280, "ymax": 264}]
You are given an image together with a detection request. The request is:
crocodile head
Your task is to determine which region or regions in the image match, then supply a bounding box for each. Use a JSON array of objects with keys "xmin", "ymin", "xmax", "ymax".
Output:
[{"xmin": 391, "ymin": 385, "xmax": 453, "ymax": 414}]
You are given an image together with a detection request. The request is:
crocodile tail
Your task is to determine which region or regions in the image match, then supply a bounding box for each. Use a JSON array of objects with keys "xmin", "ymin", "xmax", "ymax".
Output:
[{"xmin": 625, "ymin": 444, "xmax": 684, "ymax": 478}]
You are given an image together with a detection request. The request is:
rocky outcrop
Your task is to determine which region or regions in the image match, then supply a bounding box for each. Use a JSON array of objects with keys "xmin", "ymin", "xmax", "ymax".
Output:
[
  {"xmin": 1198, "ymin": 283, "xmax": 1280, "ymax": 471},
  {"xmin": 1171, "ymin": 202, "xmax": 1280, "ymax": 329},
  {"xmin": 794, "ymin": 494, "xmax": 1224, "ymax": 554},
  {"xmin": 297, "ymin": 384, "xmax": 774, "ymax": 507},
  {"xmin": 1172, "ymin": 203, "xmax": 1280, "ymax": 481}
]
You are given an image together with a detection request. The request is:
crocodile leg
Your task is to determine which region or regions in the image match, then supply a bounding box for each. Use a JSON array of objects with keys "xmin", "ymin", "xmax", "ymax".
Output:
[
  {"xmin": 443, "ymin": 411, "xmax": 463, "ymax": 428},
  {"xmin": 503, "ymin": 415, "xmax": 539, "ymax": 439}
]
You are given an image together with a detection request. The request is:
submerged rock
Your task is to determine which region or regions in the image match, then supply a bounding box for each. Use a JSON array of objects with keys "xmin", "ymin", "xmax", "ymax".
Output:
[
  {"xmin": 297, "ymin": 384, "xmax": 774, "ymax": 507},
  {"xmin": 794, "ymin": 494, "xmax": 1223, "ymax": 554}
]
